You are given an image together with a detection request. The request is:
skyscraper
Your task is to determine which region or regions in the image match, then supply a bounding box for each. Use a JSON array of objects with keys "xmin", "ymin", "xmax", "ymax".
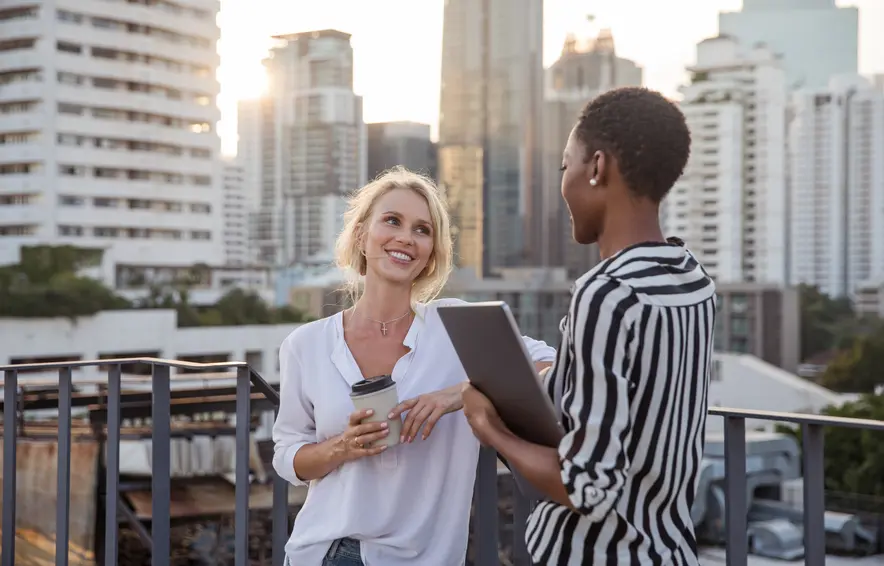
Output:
[
  {"xmin": 0, "ymin": 0, "xmax": 223, "ymax": 280},
  {"xmin": 438, "ymin": 0, "xmax": 543, "ymax": 276},
  {"xmin": 665, "ymin": 36, "xmax": 788, "ymax": 284},
  {"xmin": 542, "ymin": 30, "xmax": 643, "ymax": 279},
  {"xmin": 237, "ymin": 30, "xmax": 366, "ymax": 266},
  {"xmin": 789, "ymin": 75, "xmax": 884, "ymax": 297}
]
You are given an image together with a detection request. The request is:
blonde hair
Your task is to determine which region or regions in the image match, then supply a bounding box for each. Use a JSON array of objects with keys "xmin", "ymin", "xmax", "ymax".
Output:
[{"xmin": 335, "ymin": 167, "xmax": 453, "ymax": 305}]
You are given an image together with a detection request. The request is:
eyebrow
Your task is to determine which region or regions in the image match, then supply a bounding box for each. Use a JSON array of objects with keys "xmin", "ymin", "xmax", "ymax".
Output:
[{"xmin": 381, "ymin": 210, "xmax": 431, "ymax": 226}]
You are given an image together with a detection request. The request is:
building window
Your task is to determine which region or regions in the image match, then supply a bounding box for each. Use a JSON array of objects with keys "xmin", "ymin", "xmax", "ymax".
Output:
[
  {"xmin": 57, "ymin": 103, "xmax": 84, "ymax": 115},
  {"xmin": 58, "ymin": 195, "xmax": 84, "ymax": 206},
  {"xmin": 56, "ymin": 10, "xmax": 83, "ymax": 23},
  {"xmin": 56, "ymin": 41, "xmax": 82, "ymax": 54}
]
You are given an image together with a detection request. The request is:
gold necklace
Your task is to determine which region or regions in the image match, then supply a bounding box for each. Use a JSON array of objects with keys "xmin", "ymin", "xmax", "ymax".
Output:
[{"xmin": 354, "ymin": 307, "xmax": 412, "ymax": 336}]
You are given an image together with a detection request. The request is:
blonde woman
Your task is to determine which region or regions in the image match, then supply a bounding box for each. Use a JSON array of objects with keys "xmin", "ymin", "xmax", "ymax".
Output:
[{"xmin": 272, "ymin": 168, "xmax": 555, "ymax": 566}]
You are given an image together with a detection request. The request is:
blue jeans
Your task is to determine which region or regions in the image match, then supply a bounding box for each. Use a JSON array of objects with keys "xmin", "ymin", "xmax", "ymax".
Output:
[{"xmin": 322, "ymin": 537, "xmax": 363, "ymax": 566}]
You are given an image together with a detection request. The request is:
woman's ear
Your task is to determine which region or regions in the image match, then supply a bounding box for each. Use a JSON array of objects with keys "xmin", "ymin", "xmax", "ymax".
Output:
[{"xmin": 592, "ymin": 151, "xmax": 608, "ymax": 187}]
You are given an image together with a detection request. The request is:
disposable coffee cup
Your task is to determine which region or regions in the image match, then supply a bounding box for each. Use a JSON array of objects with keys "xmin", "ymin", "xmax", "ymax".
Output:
[{"xmin": 349, "ymin": 375, "xmax": 402, "ymax": 448}]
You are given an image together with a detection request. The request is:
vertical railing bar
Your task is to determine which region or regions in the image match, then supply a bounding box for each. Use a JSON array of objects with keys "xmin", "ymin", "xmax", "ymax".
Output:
[
  {"xmin": 512, "ymin": 488, "xmax": 531, "ymax": 565},
  {"xmin": 234, "ymin": 366, "xmax": 251, "ymax": 566},
  {"xmin": 472, "ymin": 447, "xmax": 499, "ymax": 566},
  {"xmin": 801, "ymin": 423, "xmax": 826, "ymax": 566},
  {"xmin": 271, "ymin": 401, "xmax": 289, "ymax": 566},
  {"xmin": 272, "ymin": 470, "xmax": 289, "ymax": 566},
  {"xmin": 151, "ymin": 364, "xmax": 171, "ymax": 566},
  {"xmin": 724, "ymin": 416, "xmax": 747, "ymax": 566},
  {"xmin": 104, "ymin": 365, "xmax": 122, "ymax": 566},
  {"xmin": 2, "ymin": 370, "xmax": 18, "ymax": 566},
  {"xmin": 55, "ymin": 367, "xmax": 73, "ymax": 566}
]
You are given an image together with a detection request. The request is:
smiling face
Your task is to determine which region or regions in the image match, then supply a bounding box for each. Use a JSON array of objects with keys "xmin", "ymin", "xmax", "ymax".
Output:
[{"xmin": 361, "ymin": 187, "xmax": 435, "ymax": 288}]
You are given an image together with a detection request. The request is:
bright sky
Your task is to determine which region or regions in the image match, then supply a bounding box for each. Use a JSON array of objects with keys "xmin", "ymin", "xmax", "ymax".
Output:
[{"xmin": 217, "ymin": 0, "xmax": 884, "ymax": 156}]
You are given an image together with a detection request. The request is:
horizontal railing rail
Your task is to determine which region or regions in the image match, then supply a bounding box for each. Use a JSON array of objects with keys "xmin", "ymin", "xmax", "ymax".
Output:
[{"xmin": 1, "ymin": 357, "xmax": 883, "ymax": 566}]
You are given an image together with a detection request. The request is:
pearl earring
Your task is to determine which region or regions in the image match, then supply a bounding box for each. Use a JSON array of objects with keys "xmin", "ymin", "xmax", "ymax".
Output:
[{"xmin": 589, "ymin": 179, "xmax": 598, "ymax": 186}]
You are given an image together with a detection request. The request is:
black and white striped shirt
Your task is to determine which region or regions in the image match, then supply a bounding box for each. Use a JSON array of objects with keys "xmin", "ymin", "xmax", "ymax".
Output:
[{"xmin": 526, "ymin": 240, "xmax": 717, "ymax": 565}]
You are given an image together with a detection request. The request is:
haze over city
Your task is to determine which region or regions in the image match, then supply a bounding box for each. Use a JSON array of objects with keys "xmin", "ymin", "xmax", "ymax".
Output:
[{"xmin": 217, "ymin": 0, "xmax": 884, "ymax": 153}]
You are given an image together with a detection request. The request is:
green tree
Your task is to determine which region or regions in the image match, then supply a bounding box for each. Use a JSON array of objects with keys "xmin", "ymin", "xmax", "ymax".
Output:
[
  {"xmin": 202, "ymin": 288, "xmax": 310, "ymax": 326},
  {"xmin": 820, "ymin": 326, "xmax": 884, "ymax": 393},
  {"xmin": 799, "ymin": 284, "xmax": 856, "ymax": 361},
  {"xmin": 0, "ymin": 246, "xmax": 130, "ymax": 319},
  {"xmin": 781, "ymin": 394, "xmax": 884, "ymax": 497},
  {"xmin": 0, "ymin": 249, "xmax": 311, "ymax": 326}
]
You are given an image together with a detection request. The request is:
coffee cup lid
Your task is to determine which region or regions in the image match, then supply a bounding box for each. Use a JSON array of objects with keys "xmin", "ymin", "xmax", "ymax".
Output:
[{"xmin": 350, "ymin": 375, "xmax": 395, "ymax": 396}]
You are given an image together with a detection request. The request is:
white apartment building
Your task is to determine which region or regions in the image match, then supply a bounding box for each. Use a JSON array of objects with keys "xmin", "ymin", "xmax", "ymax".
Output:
[
  {"xmin": 665, "ymin": 36, "xmax": 788, "ymax": 284},
  {"xmin": 222, "ymin": 159, "xmax": 248, "ymax": 266},
  {"xmin": 0, "ymin": 0, "xmax": 224, "ymax": 280},
  {"xmin": 719, "ymin": 0, "xmax": 858, "ymax": 90},
  {"xmin": 789, "ymin": 75, "xmax": 884, "ymax": 297},
  {"xmin": 237, "ymin": 30, "xmax": 366, "ymax": 267}
]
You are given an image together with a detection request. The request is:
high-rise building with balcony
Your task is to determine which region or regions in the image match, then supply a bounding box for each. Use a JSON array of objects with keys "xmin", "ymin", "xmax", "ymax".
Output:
[
  {"xmin": 719, "ymin": 0, "xmax": 858, "ymax": 90},
  {"xmin": 438, "ymin": 0, "xmax": 543, "ymax": 276},
  {"xmin": 222, "ymin": 159, "xmax": 248, "ymax": 267},
  {"xmin": 542, "ymin": 30, "xmax": 642, "ymax": 279},
  {"xmin": 664, "ymin": 36, "xmax": 788, "ymax": 284},
  {"xmin": 788, "ymin": 75, "xmax": 884, "ymax": 297},
  {"xmin": 0, "ymin": 0, "xmax": 223, "ymax": 279},
  {"xmin": 237, "ymin": 30, "xmax": 366, "ymax": 266}
]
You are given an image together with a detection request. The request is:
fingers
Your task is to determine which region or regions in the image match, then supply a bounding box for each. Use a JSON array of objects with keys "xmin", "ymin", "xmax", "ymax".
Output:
[
  {"xmin": 352, "ymin": 420, "xmax": 388, "ymax": 437},
  {"xmin": 401, "ymin": 403, "xmax": 432, "ymax": 443},
  {"xmin": 421, "ymin": 408, "xmax": 445, "ymax": 440},
  {"xmin": 387, "ymin": 397, "xmax": 419, "ymax": 419},
  {"xmin": 348, "ymin": 408, "xmax": 374, "ymax": 426},
  {"xmin": 354, "ymin": 444, "xmax": 387, "ymax": 458}
]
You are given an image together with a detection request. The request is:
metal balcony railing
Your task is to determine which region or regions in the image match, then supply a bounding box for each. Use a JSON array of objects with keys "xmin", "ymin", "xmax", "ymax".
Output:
[{"xmin": 0, "ymin": 359, "xmax": 883, "ymax": 566}]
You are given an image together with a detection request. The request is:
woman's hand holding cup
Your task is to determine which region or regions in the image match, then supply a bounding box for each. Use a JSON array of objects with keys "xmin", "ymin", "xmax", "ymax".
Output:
[{"xmin": 334, "ymin": 408, "xmax": 390, "ymax": 463}]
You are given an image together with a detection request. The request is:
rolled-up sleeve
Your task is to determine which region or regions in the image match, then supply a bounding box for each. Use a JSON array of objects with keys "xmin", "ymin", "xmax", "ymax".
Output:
[
  {"xmin": 272, "ymin": 330, "xmax": 317, "ymax": 487},
  {"xmin": 520, "ymin": 335, "xmax": 557, "ymax": 362},
  {"xmin": 559, "ymin": 276, "xmax": 638, "ymax": 521}
]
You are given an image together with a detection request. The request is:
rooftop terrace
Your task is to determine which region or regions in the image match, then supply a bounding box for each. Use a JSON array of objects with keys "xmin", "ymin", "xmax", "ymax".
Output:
[{"xmin": 1, "ymin": 358, "xmax": 883, "ymax": 565}]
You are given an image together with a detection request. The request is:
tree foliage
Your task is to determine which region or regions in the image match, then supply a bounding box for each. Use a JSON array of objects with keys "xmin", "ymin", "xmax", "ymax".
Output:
[
  {"xmin": 0, "ymin": 245, "xmax": 310, "ymax": 326},
  {"xmin": 820, "ymin": 325, "xmax": 884, "ymax": 393},
  {"xmin": 139, "ymin": 287, "xmax": 311, "ymax": 327},
  {"xmin": 0, "ymin": 246, "xmax": 131, "ymax": 319},
  {"xmin": 781, "ymin": 393, "xmax": 884, "ymax": 497},
  {"xmin": 798, "ymin": 284, "xmax": 856, "ymax": 362}
]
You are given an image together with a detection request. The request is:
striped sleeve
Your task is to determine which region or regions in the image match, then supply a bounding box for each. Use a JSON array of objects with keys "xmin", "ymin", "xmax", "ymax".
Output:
[{"xmin": 558, "ymin": 276, "xmax": 638, "ymax": 521}]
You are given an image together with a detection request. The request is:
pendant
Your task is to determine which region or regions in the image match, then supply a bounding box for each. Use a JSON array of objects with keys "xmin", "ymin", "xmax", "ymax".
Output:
[{"xmin": 380, "ymin": 322, "xmax": 388, "ymax": 336}]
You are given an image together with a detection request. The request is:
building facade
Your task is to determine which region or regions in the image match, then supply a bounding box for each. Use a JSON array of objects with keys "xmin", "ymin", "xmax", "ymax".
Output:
[
  {"xmin": 366, "ymin": 121, "xmax": 436, "ymax": 181},
  {"xmin": 222, "ymin": 160, "xmax": 248, "ymax": 266},
  {"xmin": 719, "ymin": 0, "xmax": 858, "ymax": 90},
  {"xmin": 437, "ymin": 0, "xmax": 544, "ymax": 275},
  {"xmin": 237, "ymin": 30, "xmax": 366, "ymax": 266},
  {"xmin": 788, "ymin": 75, "xmax": 884, "ymax": 297},
  {"xmin": 713, "ymin": 282, "xmax": 801, "ymax": 372},
  {"xmin": 665, "ymin": 36, "xmax": 788, "ymax": 285},
  {"xmin": 0, "ymin": 0, "xmax": 224, "ymax": 278},
  {"xmin": 542, "ymin": 30, "xmax": 641, "ymax": 278}
]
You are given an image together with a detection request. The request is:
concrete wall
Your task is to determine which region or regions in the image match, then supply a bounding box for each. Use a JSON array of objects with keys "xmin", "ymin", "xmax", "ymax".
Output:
[{"xmin": 0, "ymin": 309, "xmax": 299, "ymax": 385}]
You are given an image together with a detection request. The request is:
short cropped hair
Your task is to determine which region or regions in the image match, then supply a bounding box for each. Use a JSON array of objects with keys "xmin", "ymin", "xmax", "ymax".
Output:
[{"xmin": 575, "ymin": 87, "xmax": 691, "ymax": 202}]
